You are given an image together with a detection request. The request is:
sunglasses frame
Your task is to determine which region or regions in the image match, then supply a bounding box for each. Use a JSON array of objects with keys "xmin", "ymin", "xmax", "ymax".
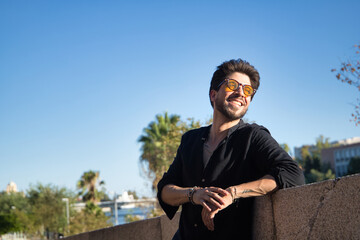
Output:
[{"xmin": 217, "ymin": 78, "xmax": 256, "ymax": 97}]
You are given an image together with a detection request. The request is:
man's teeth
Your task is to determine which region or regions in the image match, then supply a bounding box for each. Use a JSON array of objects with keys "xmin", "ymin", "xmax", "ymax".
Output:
[{"xmin": 229, "ymin": 99, "xmax": 243, "ymax": 106}]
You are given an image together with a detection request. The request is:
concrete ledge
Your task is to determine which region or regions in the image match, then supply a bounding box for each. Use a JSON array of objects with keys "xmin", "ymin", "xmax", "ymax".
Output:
[
  {"xmin": 160, "ymin": 212, "xmax": 180, "ymax": 240},
  {"xmin": 252, "ymin": 194, "xmax": 275, "ymax": 240},
  {"xmin": 272, "ymin": 174, "xmax": 360, "ymax": 240},
  {"xmin": 64, "ymin": 174, "xmax": 360, "ymax": 240},
  {"xmin": 65, "ymin": 212, "xmax": 181, "ymax": 240}
]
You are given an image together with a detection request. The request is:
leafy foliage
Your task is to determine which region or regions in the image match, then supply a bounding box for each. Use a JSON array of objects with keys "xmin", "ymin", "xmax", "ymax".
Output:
[
  {"xmin": 77, "ymin": 170, "xmax": 105, "ymax": 202},
  {"xmin": 0, "ymin": 172, "xmax": 113, "ymax": 238},
  {"xmin": 0, "ymin": 192, "xmax": 30, "ymax": 215},
  {"xmin": 280, "ymin": 143, "xmax": 291, "ymax": 156},
  {"xmin": 69, "ymin": 202, "xmax": 111, "ymax": 235},
  {"xmin": 124, "ymin": 209, "xmax": 143, "ymax": 223},
  {"xmin": 296, "ymin": 135, "xmax": 336, "ymax": 184},
  {"xmin": 138, "ymin": 112, "xmax": 201, "ymax": 190},
  {"xmin": 302, "ymin": 155, "xmax": 335, "ymax": 184},
  {"xmin": 331, "ymin": 43, "xmax": 360, "ymax": 125},
  {"xmin": 0, "ymin": 214, "xmax": 21, "ymax": 235},
  {"xmin": 306, "ymin": 169, "xmax": 335, "ymax": 183},
  {"xmin": 146, "ymin": 207, "xmax": 164, "ymax": 218},
  {"xmin": 26, "ymin": 183, "xmax": 72, "ymax": 237},
  {"xmin": 347, "ymin": 156, "xmax": 360, "ymax": 175},
  {"xmin": 124, "ymin": 213, "xmax": 142, "ymax": 223},
  {"xmin": 313, "ymin": 135, "xmax": 333, "ymax": 158}
]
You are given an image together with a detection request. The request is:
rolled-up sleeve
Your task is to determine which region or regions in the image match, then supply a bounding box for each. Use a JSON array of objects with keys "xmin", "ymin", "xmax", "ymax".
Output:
[
  {"xmin": 251, "ymin": 126, "xmax": 305, "ymax": 188},
  {"xmin": 157, "ymin": 136, "xmax": 185, "ymax": 219}
]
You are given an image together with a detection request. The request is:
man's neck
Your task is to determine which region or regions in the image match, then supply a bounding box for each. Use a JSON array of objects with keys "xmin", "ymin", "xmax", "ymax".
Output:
[{"xmin": 208, "ymin": 112, "xmax": 241, "ymax": 145}]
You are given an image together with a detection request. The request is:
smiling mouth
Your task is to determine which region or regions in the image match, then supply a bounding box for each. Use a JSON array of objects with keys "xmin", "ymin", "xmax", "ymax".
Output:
[{"xmin": 227, "ymin": 98, "xmax": 244, "ymax": 107}]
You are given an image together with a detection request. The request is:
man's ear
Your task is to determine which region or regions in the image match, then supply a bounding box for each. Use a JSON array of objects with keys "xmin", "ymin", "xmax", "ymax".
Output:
[{"xmin": 210, "ymin": 89, "xmax": 217, "ymax": 104}]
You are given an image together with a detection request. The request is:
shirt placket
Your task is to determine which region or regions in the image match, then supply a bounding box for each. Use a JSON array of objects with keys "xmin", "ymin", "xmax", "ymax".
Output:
[{"xmin": 201, "ymin": 137, "xmax": 227, "ymax": 185}]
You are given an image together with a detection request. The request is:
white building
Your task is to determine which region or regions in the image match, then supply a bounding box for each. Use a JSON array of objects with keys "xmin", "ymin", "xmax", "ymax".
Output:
[{"xmin": 6, "ymin": 181, "xmax": 18, "ymax": 194}]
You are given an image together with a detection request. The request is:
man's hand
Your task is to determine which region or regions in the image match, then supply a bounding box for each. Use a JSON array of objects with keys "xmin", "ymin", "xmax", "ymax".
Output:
[
  {"xmin": 200, "ymin": 187, "xmax": 233, "ymax": 231},
  {"xmin": 192, "ymin": 187, "xmax": 229, "ymax": 211},
  {"xmin": 201, "ymin": 203, "xmax": 218, "ymax": 231}
]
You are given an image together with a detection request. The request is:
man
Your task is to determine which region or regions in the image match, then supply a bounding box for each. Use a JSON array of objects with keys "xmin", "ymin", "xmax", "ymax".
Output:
[{"xmin": 157, "ymin": 59, "xmax": 304, "ymax": 239}]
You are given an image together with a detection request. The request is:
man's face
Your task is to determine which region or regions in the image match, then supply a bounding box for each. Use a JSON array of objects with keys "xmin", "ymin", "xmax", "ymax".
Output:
[{"xmin": 212, "ymin": 72, "xmax": 252, "ymax": 121}]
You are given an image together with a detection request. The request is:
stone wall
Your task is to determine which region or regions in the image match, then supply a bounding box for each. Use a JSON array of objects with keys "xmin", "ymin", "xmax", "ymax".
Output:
[
  {"xmin": 64, "ymin": 212, "xmax": 180, "ymax": 240},
  {"xmin": 65, "ymin": 174, "xmax": 360, "ymax": 240}
]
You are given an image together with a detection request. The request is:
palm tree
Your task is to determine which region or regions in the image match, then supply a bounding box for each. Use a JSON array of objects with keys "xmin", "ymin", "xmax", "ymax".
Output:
[
  {"xmin": 139, "ymin": 112, "xmax": 203, "ymax": 191},
  {"xmin": 138, "ymin": 112, "xmax": 184, "ymax": 190},
  {"xmin": 77, "ymin": 171, "xmax": 105, "ymax": 203}
]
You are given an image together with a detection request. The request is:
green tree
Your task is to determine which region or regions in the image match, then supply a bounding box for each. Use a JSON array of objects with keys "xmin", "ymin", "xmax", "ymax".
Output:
[
  {"xmin": 0, "ymin": 214, "xmax": 21, "ymax": 235},
  {"xmin": 124, "ymin": 209, "xmax": 142, "ymax": 223},
  {"xmin": 0, "ymin": 192, "xmax": 32, "ymax": 235},
  {"xmin": 0, "ymin": 192, "xmax": 30, "ymax": 215},
  {"xmin": 347, "ymin": 156, "xmax": 360, "ymax": 175},
  {"xmin": 313, "ymin": 135, "xmax": 332, "ymax": 159},
  {"xmin": 332, "ymin": 43, "xmax": 360, "ymax": 126},
  {"xmin": 138, "ymin": 112, "xmax": 201, "ymax": 190},
  {"xmin": 300, "ymin": 145, "xmax": 311, "ymax": 160},
  {"xmin": 303, "ymin": 156, "xmax": 321, "ymax": 174},
  {"xmin": 306, "ymin": 169, "xmax": 335, "ymax": 184},
  {"xmin": 280, "ymin": 143, "xmax": 292, "ymax": 156},
  {"xmin": 69, "ymin": 202, "xmax": 111, "ymax": 235},
  {"xmin": 297, "ymin": 135, "xmax": 336, "ymax": 183},
  {"xmin": 27, "ymin": 183, "xmax": 72, "ymax": 238},
  {"xmin": 77, "ymin": 170, "xmax": 105, "ymax": 203}
]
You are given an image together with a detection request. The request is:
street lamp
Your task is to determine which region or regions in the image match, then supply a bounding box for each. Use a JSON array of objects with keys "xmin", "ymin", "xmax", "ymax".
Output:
[
  {"xmin": 114, "ymin": 192, "xmax": 118, "ymax": 225},
  {"xmin": 62, "ymin": 198, "xmax": 70, "ymax": 226}
]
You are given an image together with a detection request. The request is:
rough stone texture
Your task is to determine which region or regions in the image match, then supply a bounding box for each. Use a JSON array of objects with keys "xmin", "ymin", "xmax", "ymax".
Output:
[
  {"xmin": 89, "ymin": 226, "xmax": 115, "ymax": 240},
  {"xmin": 272, "ymin": 181, "xmax": 333, "ymax": 239},
  {"xmin": 252, "ymin": 195, "xmax": 275, "ymax": 240},
  {"xmin": 160, "ymin": 212, "xmax": 180, "ymax": 240},
  {"xmin": 308, "ymin": 174, "xmax": 360, "ymax": 240},
  {"xmin": 272, "ymin": 174, "xmax": 360, "ymax": 240},
  {"xmin": 65, "ymin": 232, "xmax": 89, "ymax": 240},
  {"xmin": 111, "ymin": 217, "xmax": 161, "ymax": 240}
]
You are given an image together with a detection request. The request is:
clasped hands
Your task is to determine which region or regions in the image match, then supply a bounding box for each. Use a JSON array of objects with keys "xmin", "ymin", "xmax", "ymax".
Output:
[{"xmin": 192, "ymin": 187, "xmax": 233, "ymax": 231}]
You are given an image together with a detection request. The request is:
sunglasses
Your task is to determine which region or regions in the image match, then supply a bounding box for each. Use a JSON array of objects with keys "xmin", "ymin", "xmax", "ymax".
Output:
[{"xmin": 217, "ymin": 78, "xmax": 256, "ymax": 97}]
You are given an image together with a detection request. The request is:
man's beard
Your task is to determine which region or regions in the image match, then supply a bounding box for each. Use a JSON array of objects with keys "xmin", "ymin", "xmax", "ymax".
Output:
[{"xmin": 215, "ymin": 97, "xmax": 248, "ymax": 121}]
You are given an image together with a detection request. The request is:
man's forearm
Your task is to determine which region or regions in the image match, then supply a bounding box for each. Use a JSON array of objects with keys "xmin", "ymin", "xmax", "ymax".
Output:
[
  {"xmin": 227, "ymin": 174, "xmax": 278, "ymax": 200},
  {"xmin": 161, "ymin": 184, "xmax": 229, "ymax": 210},
  {"xmin": 161, "ymin": 184, "xmax": 191, "ymax": 206}
]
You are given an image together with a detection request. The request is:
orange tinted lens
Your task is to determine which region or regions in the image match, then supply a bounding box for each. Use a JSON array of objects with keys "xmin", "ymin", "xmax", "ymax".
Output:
[
  {"xmin": 225, "ymin": 80, "xmax": 238, "ymax": 91},
  {"xmin": 243, "ymin": 85, "xmax": 253, "ymax": 96}
]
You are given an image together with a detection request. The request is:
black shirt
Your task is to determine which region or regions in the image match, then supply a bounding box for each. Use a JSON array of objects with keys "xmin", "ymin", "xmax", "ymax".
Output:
[{"xmin": 157, "ymin": 120, "xmax": 304, "ymax": 240}]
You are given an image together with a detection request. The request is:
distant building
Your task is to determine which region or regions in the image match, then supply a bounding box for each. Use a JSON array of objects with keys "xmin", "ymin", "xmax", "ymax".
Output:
[
  {"xmin": 321, "ymin": 137, "xmax": 360, "ymax": 177},
  {"xmin": 6, "ymin": 181, "xmax": 18, "ymax": 194},
  {"xmin": 117, "ymin": 191, "xmax": 135, "ymax": 202}
]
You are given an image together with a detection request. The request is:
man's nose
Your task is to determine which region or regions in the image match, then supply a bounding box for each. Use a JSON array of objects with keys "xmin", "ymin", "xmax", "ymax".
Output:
[{"xmin": 234, "ymin": 85, "xmax": 245, "ymax": 97}]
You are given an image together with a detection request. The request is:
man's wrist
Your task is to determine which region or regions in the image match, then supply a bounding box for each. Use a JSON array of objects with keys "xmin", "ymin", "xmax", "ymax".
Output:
[
  {"xmin": 226, "ymin": 187, "xmax": 236, "ymax": 202},
  {"xmin": 187, "ymin": 186, "xmax": 200, "ymax": 205}
]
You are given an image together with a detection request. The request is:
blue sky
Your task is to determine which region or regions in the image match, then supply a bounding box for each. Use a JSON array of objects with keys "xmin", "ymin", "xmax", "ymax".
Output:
[{"xmin": 1, "ymin": 0, "xmax": 359, "ymax": 197}]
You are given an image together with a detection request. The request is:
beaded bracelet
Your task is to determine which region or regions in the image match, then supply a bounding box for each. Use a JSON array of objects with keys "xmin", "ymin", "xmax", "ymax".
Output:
[
  {"xmin": 187, "ymin": 188, "xmax": 194, "ymax": 203},
  {"xmin": 187, "ymin": 186, "xmax": 199, "ymax": 205}
]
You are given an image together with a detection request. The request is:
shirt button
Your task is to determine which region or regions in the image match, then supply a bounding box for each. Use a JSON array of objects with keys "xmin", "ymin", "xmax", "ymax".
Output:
[
  {"xmin": 194, "ymin": 224, "xmax": 198, "ymax": 227},
  {"xmin": 201, "ymin": 179, "xmax": 205, "ymax": 182}
]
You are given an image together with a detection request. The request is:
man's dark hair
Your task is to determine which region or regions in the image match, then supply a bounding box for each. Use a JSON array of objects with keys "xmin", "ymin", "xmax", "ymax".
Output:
[{"xmin": 209, "ymin": 59, "xmax": 260, "ymax": 107}]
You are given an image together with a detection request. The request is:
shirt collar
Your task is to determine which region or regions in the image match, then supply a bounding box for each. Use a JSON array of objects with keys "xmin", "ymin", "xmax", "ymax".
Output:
[
  {"xmin": 201, "ymin": 118, "xmax": 245, "ymax": 142},
  {"xmin": 227, "ymin": 119, "xmax": 245, "ymax": 137}
]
